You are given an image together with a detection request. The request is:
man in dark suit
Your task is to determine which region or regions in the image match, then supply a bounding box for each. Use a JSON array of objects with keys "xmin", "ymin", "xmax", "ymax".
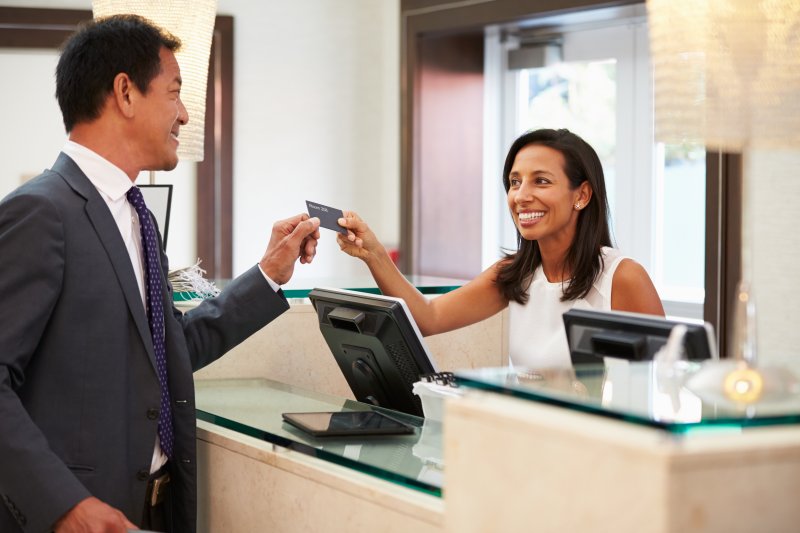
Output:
[{"xmin": 0, "ymin": 15, "xmax": 320, "ymax": 533}]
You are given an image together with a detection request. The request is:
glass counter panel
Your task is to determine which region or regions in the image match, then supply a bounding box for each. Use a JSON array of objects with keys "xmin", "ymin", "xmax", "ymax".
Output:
[
  {"xmin": 280, "ymin": 274, "xmax": 466, "ymax": 299},
  {"xmin": 195, "ymin": 378, "xmax": 443, "ymax": 496},
  {"xmin": 455, "ymin": 360, "xmax": 800, "ymax": 434},
  {"xmin": 176, "ymin": 274, "xmax": 466, "ymax": 301}
]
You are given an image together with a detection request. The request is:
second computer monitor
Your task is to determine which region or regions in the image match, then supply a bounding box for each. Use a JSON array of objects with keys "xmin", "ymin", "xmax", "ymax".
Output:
[{"xmin": 563, "ymin": 308, "xmax": 717, "ymax": 365}]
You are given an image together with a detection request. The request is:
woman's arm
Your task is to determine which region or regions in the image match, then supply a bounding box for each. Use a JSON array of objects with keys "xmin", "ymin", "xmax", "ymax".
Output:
[
  {"xmin": 338, "ymin": 212, "xmax": 508, "ymax": 336},
  {"xmin": 610, "ymin": 259, "xmax": 665, "ymax": 316}
]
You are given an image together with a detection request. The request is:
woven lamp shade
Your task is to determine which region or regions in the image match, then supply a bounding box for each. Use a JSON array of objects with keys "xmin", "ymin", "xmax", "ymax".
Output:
[
  {"xmin": 92, "ymin": 0, "xmax": 218, "ymax": 162},
  {"xmin": 647, "ymin": 0, "xmax": 800, "ymax": 151}
]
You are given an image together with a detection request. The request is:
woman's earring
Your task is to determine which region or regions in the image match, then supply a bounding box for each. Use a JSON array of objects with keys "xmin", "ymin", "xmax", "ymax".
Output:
[{"xmin": 574, "ymin": 203, "xmax": 582, "ymax": 210}]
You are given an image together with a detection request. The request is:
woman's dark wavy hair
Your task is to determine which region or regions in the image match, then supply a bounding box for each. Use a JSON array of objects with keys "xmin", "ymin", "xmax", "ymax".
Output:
[
  {"xmin": 56, "ymin": 14, "xmax": 181, "ymax": 132},
  {"xmin": 495, "ymin": 128, "xmax": 612, "ymax": 304}
]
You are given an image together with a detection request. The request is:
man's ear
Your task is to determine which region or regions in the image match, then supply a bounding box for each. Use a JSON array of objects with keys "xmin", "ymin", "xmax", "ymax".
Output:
[{"xmin": 112, "ymin": 73, "xmax": 136, "ymax": 119}]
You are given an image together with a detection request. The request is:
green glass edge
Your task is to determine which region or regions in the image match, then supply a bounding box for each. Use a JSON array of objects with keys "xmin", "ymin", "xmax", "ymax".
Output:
[
  {"xmin": 455, "ymin": 375, "xmax": 800, "ymax": 434},
  {"xmin": 196, "ymin": 409, "xmax": 442, "ymax": 498},
  {"xmin": 176, "ymin": 284, "xmax": 460, "ymax": 301},
  {"xmin": 281, "ymin": 285, "xmax": 460, "ymax": 299}
]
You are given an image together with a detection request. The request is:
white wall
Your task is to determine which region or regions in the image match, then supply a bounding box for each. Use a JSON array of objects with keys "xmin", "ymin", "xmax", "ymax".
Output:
[
  {"xmin": 746, "ymin": 150, "xmax": 800, "ymax": 361},
  {"xmin": 0, "ymin": 49, "xmax": 65, "ymax": 189},
  {"xmin": 217, "ymin": 0, "xmax": 399, "ymax": 279},
  {"xmin": 0, "ymin": 0, "xmax": 400, "ymax": 281}
]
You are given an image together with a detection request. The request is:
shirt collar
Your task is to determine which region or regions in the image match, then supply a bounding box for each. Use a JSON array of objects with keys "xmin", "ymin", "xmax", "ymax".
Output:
[{"xmin": 62, "ymin": 140, "xmax": 134, "ymax": 202}]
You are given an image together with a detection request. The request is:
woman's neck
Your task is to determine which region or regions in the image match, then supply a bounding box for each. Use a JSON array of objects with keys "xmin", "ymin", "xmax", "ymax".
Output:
[{"xmin": 538, "ymin": 239, "xmax": 571, "ymax": 283}]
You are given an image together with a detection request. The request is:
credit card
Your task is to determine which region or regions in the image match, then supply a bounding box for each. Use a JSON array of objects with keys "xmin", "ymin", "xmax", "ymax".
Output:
[{"xmin": 306, "ymin": 200, "xmax": 347, "ymax": 235}]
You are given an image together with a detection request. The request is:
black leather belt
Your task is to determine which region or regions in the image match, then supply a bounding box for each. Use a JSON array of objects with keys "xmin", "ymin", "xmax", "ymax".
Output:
[{"xmin": 146, "ymin": 466, "xmax": 171, "ymax": 507}]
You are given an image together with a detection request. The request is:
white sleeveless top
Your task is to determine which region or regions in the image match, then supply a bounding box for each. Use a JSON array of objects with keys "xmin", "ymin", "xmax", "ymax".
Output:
[{"xmin": 508, "ymin": 247, "xmax": 627, "ymax": 369}]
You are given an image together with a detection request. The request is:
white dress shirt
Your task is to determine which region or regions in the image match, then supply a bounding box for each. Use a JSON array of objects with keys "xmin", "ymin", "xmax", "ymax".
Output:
[{"xmin": 61, "ymin": 141, "xmax": 168, "ymax": 473}]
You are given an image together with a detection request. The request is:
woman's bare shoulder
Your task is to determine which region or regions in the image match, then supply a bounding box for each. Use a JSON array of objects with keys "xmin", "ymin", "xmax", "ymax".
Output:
[{"xmin": 611, "ymin": 259, "xmax": 665, "ymax": 316}]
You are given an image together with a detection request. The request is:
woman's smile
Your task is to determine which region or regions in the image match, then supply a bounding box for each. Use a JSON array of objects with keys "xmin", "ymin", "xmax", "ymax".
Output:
[{"xmin": 517, "ymin": 210, "xmax": 545, "ymax": 227}]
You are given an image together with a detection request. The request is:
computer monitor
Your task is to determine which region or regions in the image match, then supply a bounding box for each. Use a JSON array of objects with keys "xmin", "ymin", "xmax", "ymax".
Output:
[
  {"xmin": 308, "ymin": 288, "xmax": 439, "ymax": 417},
  {"xmin": 562, "ymin": 309, "xmax": 717, "ymax": 365},
  {"xmin": 138, "ymin": 184, "xmax": 173, "ymax": 249}
]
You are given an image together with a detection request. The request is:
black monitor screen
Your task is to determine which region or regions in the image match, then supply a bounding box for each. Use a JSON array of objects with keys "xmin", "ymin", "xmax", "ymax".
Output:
[
  {"xmin": 308, "ymin": 288, "xmax": 438, "ymax": 417},
  {"xmin": 562, "ymin": 309, "xmax": 717, "ymax": 365}
]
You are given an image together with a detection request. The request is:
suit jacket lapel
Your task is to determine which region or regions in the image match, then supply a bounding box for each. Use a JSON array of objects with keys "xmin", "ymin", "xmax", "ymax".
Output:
[{"xmin": 52, "ymin": 153, "xmax": 158, "ymax": 372}]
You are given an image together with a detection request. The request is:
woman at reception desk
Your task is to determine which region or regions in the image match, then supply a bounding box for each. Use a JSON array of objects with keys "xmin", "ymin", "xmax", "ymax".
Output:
[{"xmin": 337, "ymin": 128, "xmax": 664, "ymax": 367}]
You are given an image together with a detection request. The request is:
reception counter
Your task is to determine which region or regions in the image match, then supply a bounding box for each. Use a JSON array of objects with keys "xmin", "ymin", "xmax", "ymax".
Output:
[
  {"xmin": 195, "ymin": 361, "xmax": 800, "ymax": 532},
  {"xmin": 190, "ymin": 277, "xmax": 800, "ymax": 532}
]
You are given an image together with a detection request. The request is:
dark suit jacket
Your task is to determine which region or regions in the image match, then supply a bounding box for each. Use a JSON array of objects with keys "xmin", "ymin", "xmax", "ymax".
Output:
[{"xmin": 0, "ymin": 153, "xmax": 289, "ymax": 533}]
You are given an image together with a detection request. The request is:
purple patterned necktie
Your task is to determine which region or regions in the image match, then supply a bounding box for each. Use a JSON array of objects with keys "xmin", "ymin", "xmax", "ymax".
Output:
[{"xmin": 127, "ymin": 186, "xmax": 174, "ymax": 458}]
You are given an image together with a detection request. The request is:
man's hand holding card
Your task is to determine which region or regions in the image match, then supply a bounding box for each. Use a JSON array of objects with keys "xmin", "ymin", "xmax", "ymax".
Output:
[{"xmin": 259, "ymin": 212, "xmax": 320, "ymax": 285}]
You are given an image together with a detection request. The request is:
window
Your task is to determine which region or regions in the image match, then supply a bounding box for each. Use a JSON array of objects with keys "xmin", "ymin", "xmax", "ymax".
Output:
[{"xmin": 654, "ymin": 142, "xmax": 706, "ymax": 309}]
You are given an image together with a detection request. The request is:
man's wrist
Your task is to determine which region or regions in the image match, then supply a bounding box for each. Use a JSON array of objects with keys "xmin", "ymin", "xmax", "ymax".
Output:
[{"xmin": 257, "ymin": 263, "xmax": 281, "ymax": 292}]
